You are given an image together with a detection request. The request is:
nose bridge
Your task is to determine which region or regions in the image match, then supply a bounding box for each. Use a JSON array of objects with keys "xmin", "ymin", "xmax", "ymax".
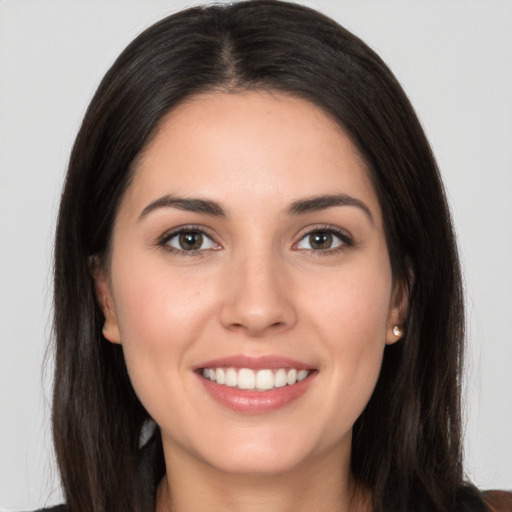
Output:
[{"xmin": 220, "ymin": 240, "xmax": 296, "ymax": 336}]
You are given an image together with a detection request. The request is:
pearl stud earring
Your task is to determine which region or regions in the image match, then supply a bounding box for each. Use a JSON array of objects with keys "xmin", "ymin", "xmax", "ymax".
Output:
[{"xmin": 392, "ymin": 325, "xmax": 402, "ymax": 337}]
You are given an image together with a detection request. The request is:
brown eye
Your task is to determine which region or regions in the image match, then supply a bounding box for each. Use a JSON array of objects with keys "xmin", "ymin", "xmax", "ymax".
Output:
[
  {"xmin": 178, "ymin": 231, "xmax": 203, "ymax": 250},
  {"xmin": 164, "ymin": 229, "xmax": 218, "ymax": 252},
  {"xmin": 296, "ymin": 229, "xmax": 347, "ymax": 251},
  {"xmin": 308, "ymin": 232, "xmax": 333, "ymax": 250}
]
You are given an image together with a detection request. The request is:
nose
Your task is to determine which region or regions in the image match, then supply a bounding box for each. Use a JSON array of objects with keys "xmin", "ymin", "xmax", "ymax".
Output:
[{"xmin": 219, "ymin": 250, "xmax": 297, "ymax": 337}]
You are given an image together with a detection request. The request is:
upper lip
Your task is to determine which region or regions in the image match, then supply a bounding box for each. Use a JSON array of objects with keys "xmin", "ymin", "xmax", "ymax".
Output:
[{"xmin": 194, "ymin": 355, "xmax": 313, "ymax": 371}]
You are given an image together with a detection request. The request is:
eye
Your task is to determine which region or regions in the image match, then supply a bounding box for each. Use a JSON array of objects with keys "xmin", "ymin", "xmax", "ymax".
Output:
[
  {"xmin": 295, "ymin": 228, "xmax": 351, "ymax": 251},
  {"xmin": 162, "ymin": 229, "xmax": 219, "ymax": 253}
]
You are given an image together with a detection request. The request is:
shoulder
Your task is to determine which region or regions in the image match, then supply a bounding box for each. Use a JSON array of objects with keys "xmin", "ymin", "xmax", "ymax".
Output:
[
  {"xmin": 483, "ymin": 490, "xmax": 512, "ymax": 512},
  {"xmin": 455, "ymin": 485, "xmax": 511, "ymax": 512}
]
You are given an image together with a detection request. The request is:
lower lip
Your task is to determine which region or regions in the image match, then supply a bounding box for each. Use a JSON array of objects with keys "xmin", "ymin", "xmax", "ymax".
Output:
[{"xmin": 198, "ymin": 372, "xmax": 316, "ymax": 414}]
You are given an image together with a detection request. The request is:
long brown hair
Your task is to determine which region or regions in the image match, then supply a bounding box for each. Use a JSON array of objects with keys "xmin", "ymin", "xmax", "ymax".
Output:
[{"xmin": 52, "ymin": 2, "xmax": 484, "ymax": 511}]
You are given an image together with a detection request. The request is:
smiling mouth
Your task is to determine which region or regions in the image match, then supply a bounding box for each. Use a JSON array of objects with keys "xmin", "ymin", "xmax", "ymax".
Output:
[{"xmin": 200, "ymin": 367, "xmax": 312, "ymax": 391}]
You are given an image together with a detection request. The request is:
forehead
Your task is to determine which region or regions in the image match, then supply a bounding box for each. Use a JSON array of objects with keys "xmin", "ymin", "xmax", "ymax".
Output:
[{"xmin": 123, "ymin": 91, "xmax": 381, "ymax": 223}]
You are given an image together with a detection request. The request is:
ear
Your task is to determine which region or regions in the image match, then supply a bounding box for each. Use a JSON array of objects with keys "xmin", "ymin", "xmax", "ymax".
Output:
[
  {"xmin": 92, "ymin": 265, "xmax": 122, "ymax": 344},
  {"xmin": 385, "ymin": 278, "xmax": 410, "ymax": 345}
]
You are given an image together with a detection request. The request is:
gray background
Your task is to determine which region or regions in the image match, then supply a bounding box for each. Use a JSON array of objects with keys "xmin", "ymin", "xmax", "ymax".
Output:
[{"xmin": 1, "ymin": 0, "xmax": 511, "ymax": 509}]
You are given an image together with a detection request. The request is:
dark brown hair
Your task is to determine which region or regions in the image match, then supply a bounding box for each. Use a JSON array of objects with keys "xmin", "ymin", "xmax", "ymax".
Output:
[{"xmin": 52, "ymin": 1, "xmax": 485, "ymax": 511}]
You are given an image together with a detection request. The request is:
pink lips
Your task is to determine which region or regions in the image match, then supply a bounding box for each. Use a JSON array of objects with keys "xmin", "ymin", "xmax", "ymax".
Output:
[
  {"xmin": 195, "ymin": 355, "xmax": 316, "ymax": 414},
  {"xmin": 195, "ymin": 355, "xmax": 312, "ymax": 371}
]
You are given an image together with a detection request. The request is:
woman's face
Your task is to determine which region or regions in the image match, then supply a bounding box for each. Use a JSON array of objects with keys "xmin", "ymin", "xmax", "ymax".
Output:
[{"xmin": 96, "ymin": 91, "xmax": 405, "ymax": 476}]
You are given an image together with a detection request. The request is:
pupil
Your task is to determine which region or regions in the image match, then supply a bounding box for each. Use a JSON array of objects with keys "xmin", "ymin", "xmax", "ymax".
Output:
[
  {"xmin": 179, "ymin": 232, "xmax": 202, "ymax": 250},
  {"xmin": 310, "ymin": 232, "xmax": 332, "ymax": 250}
]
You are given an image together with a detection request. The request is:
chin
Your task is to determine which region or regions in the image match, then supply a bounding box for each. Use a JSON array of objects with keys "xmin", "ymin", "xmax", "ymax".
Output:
[
  {"xmin": 192, "ymin": 425, "xmax": 326, "ymax": 476},
  {"xmin": 205, "ymin": 448, "xmax": 308, "ymax": 476}
]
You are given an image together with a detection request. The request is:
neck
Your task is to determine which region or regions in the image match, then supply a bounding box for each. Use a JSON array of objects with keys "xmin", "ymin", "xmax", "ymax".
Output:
[{"xmin": 155, "ymin": 442, "xmax": 370, "ymax": 512}]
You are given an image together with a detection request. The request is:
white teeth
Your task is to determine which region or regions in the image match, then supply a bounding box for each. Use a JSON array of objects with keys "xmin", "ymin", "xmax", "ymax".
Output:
[
  {"xmin": 225, "ymin": 368, "xmax": 238, "ymax": 387},
  {"xmin": 274, "ymin": 368, "xmax": 288, "ymax": 388},
  {"xmin": 287, "ymin": 368, "xmax": 297, "ymax": 385},
  {"xmin": 238, "ymin": 368, "xmax": 256, "ymax": 389},
  {"xmin": 201, "ymin": 367, "xmax": 311, "ymax": 391},
  {"xmin": 255, "ymin": 369, "xmax": 274, "ymax": 391},
  {"xmin": 215, "ymin": 368, "xmax": 225, "ymax": 385},
  {"xmin": 297, "ymin": 369, "xmax": 309, "ymax": 382}
]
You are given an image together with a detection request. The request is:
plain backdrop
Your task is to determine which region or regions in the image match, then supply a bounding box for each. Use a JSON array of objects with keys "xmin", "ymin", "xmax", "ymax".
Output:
[{"xmin": 0, "ymin": 0, "xmax": 511, "ymax": 509}]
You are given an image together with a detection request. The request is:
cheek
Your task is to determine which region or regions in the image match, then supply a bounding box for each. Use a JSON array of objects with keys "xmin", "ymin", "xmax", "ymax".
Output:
[
  {"xmin": 307, "ymin": 263, "xmax": 392, "ymax": 348},
  {"xmin": 109, "ymin": 262, "xmax": 218, "ymax": 405},
  {"xmin": 113, "ymin": 260, "xmax": 216, "ymax": 343},
  {"xmin": 302, "ymin": 263, "xmax": 392, "ymax": 417}
]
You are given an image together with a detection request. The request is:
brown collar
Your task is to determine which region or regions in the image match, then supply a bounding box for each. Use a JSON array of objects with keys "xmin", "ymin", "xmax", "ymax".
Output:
[{"xmin": 483, "ymin": 490, "xmax": 512, "ymax": 512}]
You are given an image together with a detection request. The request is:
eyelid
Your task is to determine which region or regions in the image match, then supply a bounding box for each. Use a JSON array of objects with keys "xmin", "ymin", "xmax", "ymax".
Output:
[
  {"xmin": 155, "ymin": 223, "xmax": 353, "ymax": 256},
  {"xmin": 157, "ymin": 225, "xmax": 221, "ymax": 254},
  {"xmin": 292, "ymin": 225, "xmax": 354, "ymax": 252}
]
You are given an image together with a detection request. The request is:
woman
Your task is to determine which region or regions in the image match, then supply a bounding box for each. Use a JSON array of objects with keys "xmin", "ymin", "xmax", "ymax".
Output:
[{"xmin": 41, "ymin": 1, "xmax": 506, "ymax": 511}]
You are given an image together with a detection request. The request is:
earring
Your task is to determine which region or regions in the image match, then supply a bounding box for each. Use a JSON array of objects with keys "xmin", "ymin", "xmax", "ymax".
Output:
[{"xmin": 392, "ymin": 325, "xmax": 402, "ymax": 337}]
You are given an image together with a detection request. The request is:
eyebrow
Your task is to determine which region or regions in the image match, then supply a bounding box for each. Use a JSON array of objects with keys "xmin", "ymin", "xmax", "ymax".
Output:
[
  {"xmin": 138, "ymin": 195, "xmax": 227, "ymax": 220},
  {"xmin": 287, "ymin": 194, "xmax": 374, "ymax": 223},
  {"xmin": 138, "ymin": 193, "xmax": 374, "ymax": 223}
]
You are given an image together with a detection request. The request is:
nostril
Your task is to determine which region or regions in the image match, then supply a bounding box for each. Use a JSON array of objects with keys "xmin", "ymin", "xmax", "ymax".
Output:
[{"xmin": 219, "ymin": 292, "xmax": 298, "ymax": 335}]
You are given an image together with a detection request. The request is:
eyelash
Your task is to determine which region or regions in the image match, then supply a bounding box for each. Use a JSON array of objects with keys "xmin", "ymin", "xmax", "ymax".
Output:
[
  {"xmin": 293, "ymin": 225, "xmax": 354, "ymax": 256},
  {"xmin": 156, "ymin": 224, "xmax": 354, "ymax": 257},
  {"xmin": 157, "ymin": 225, "xmax": 219, "ymax": 257}
]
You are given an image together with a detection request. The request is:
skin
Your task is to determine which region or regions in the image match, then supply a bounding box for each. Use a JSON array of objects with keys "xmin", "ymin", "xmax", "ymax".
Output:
[{"xmin": 95, "ymin": 91, "xmax": 407, "ymax": 512}]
